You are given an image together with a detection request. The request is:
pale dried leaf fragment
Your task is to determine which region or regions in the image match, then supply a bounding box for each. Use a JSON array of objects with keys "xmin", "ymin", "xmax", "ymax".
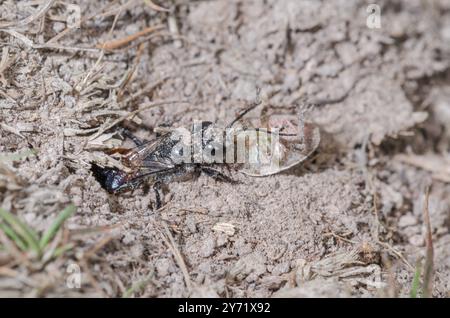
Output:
[
  {"xmin": 168, "ymin": 15, "xmax": 182, "ymax": 48},
  {"xmin": 65, "ymin": 152, "xmax": 131, "ymax": 173},
  {"xmin": 63, "ymin": 127, "xmax": 100, "ymax": 137},
  {"xmin": 86, "ymin": 133, "xmax": 122, "ymax": 150},
  {"xmin": 0, "ymin": 47, "xmax": 15, "ymax": 87},
  {"xmin": 395, "ymin": 153, "xmax": 450, "ymax": 183},
  {"xmin": 0, "ymin": 123, "xmax": 25, "ymax": 139},
  {"xmin": 0, "ymin": 29, "xmax": 34, "ymax": 48},
  {"xmin": 212, "ymin": 222, "xmax": 235, "ymax": 236},
  {"xmin": 295, "ymin": 248, "xmax": 386, "ymax": 289}
]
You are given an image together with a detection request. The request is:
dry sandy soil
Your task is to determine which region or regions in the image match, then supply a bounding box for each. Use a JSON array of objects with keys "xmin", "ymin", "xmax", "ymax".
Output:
[{"xmin": 0, "ymin": 0, "xmax": 449, "ymax": 297}]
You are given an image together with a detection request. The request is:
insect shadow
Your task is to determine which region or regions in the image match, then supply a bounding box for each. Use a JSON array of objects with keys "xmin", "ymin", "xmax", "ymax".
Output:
[{"xmin": 277, "ymin": 129, "xmax": 341, "ymax": 177}]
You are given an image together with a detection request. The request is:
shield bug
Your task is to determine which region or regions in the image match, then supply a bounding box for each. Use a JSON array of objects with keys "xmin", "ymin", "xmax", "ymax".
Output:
[{"xmin": 234, "ymin": 107, "xmax": 320, "ymax": 176}]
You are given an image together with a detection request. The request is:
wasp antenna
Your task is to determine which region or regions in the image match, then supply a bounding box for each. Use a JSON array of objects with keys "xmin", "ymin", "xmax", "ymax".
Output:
[
  {"xmin": 227, "ymin": 90, "xmax": 263, "ymax": 129},
  {"xmin": 117, "ymin": 127, "xmax": 144, "ymax": 146}
]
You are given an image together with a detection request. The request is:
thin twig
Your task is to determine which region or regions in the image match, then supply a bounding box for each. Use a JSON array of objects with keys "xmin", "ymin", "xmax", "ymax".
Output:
[{"xmin": 157, "ymin": 221, "xmax": 192, "ymax": 292}]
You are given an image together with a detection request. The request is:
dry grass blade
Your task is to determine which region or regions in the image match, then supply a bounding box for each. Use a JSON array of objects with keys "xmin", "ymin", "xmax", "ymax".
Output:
[
  {"xmin": 422, "ymin": 187, "xmax": 434, "ymax": 298},
  {"xmin": 376, "ymin": 240, "xmax": 415, "ymax": 272},
  {"xmin": 157, "ymin": 221, "xmax": 192, "ymax": 292},
  {"xmin": 143, "ymin": 0, "xmax": 170, "ymax": 12},
  {"xmin": 98, "ymin": 25, "xmax": 165, "ymax": 50},
  {"xmin": 83, "ymin": 235, "xmax": 114, "ymax": 260},
  {"xmin": 121, "ymin": 76, "xmax": 171, "ymax": 105},
  {"xmin": 77, "ymin": 6, "xmax": 123, "ymax": 92},
  {"xmin": 395, "ymin": 154, "xmax": 450, "ymax": 183},
  {"xmin": 45, "ymin": 0, "xmax": 138, "ymax": 45},
  {"xmin": 0, "ymin": 0, "xmax": 57, "ymax": 28},
  {"xmin": 70, "ymin": 223, "xmax": 123, "ymax": 238},
  {"xmin": 369, "ymin": 174, "xmax": 414, "ymax": 271},
  {"xmin": 117, "ymin": 43, "xmax": 145, "ymax": 100},
  {"xmin": 122, "ymin": 270, "xmax": 154, "ymax": 298},
  {"xmin": 0, "ymin": 28, "xmax": 99, "ymax": 52},
  {"xmin": 0, "ymin": 123, "xmax": 26, "ymax": 139},
  {"xmin": 97, "ymin": 0, "xmax": 139, "ymax": 18},
  {"xmin": 87, "ymin": 99, "xmax": 189, "ymax": 142},
  {"xmin": 0, "ymin": 29, "xmax": 34, "ymax": 47}
]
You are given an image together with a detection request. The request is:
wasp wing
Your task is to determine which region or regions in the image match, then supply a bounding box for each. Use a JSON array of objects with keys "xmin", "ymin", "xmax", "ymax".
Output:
[{"xmin": 124, "ymin": 133, "xmax": 178, "ymax": 171}]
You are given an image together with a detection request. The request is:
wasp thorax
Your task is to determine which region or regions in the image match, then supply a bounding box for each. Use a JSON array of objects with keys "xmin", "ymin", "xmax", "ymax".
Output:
[{"xmin": 201, "ymin": 123, "xmax": 225, "ymax": 164}]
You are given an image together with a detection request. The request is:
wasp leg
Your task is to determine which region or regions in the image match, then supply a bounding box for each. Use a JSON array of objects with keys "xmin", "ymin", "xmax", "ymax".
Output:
[
  {"xmin": 153, "ymin": 182, "xmax": 162, "ymax": 210},
  {"xmin": 201, "ymin": 167, "xmax": 237, "ymax": 184},
  {"xmin": 118, "ymin": 128, "xmax": 144, "ymax": 147},
  {"xmin": 154, "ymin": 124, "xmax": 172, "ymax": 138}
]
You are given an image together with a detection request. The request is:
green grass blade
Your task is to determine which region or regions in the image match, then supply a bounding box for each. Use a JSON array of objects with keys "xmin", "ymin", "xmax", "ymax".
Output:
[
  {"xmin": 39, "ymin": 205, "xmax": 76, "ymax": 250},
  {"xmin": 0, "ymin": 222, "xmax": 28, "ymax": 251},
  {"xmin": 123, "ymin": 272, "xmax": 154, "ymax": 298},
  {"xmin": 52, "ymin": 243, "xmax": 74, "ymax": 258},
  {"xmin": 410, "ymin": 261, "xmax": 422, "ymax": 298},
  {"xmin": 0, "ymin": 208, "xmax": 41, "ymax": 255}
]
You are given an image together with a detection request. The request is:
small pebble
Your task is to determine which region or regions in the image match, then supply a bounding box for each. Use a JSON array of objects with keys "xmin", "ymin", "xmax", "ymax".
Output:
[
  {"xmin": 53, "ymin": 22, "xmax": 66, "ymax": 33},
  {"xmin": 409, "ymin": 234, "xmax": 424, "ymax": 247},
  {"xmin": 398, "ymin": 213, "xmax": 417, "ymax": 228},
  {"xmin": 155, "ymin": 258, "xmax": 171, "ymax": 277},
  {"xmin": 271, "ymin": 262, "xmax": 290, "ymax": 275},
  {"xmin": 200, "ymin": 236, "xmax": 216, "ymax": 258}
]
